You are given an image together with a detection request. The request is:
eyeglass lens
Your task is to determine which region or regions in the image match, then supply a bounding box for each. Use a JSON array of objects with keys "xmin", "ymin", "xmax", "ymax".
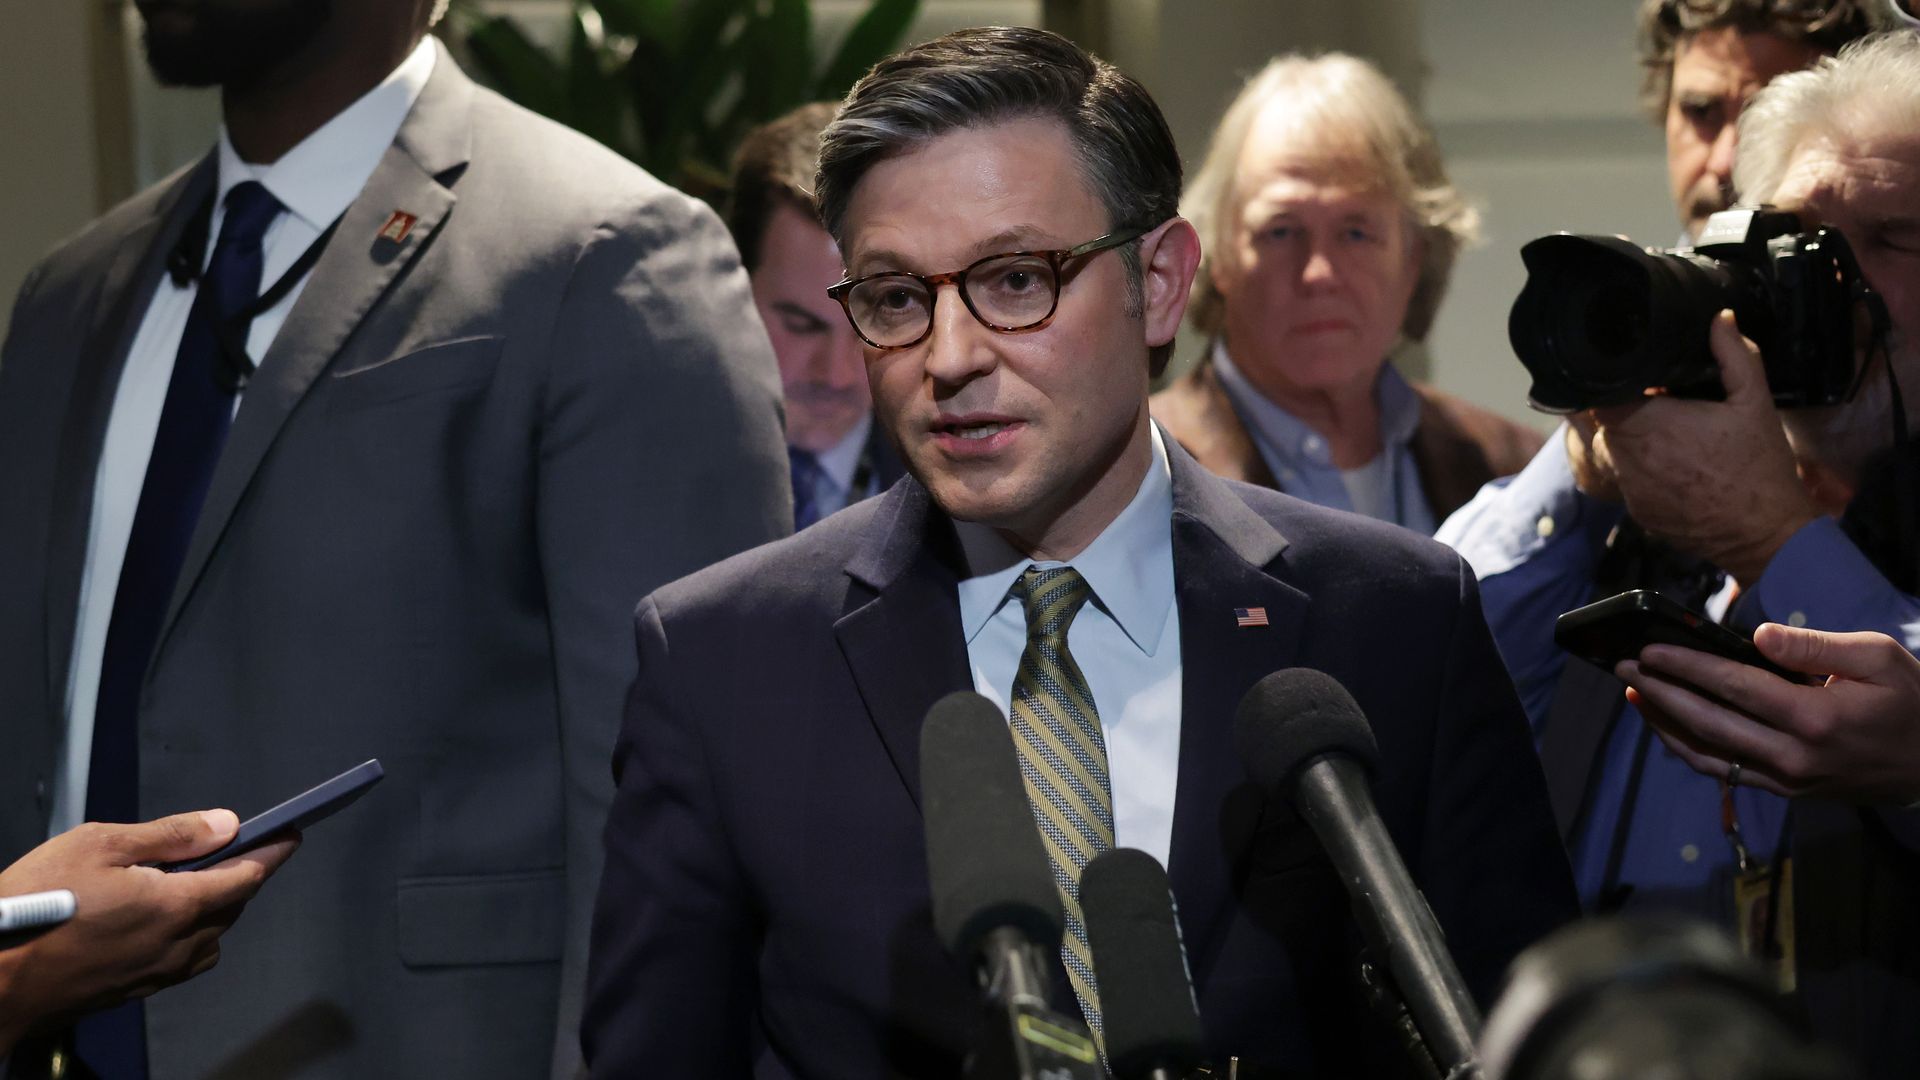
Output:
[{"xmin": 846, "ymin": 253, "xmax": 1059, "ymax": 347}]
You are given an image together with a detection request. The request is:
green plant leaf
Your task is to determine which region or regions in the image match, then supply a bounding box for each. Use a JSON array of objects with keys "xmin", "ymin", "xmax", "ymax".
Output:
[
  {"xmin": 762, "ymin": 0, "xmax": 814, "ymax": 111},
  {"xmin": 592, "ymin": 0, "xmax": 680, "ymax": 46},
  {"xmin": 638, "ymin": 17, "xmax": 752, "ymax": 180},
  {"xmin": 814, "ymin": 0, "xmax": 918, "ymax": 99},
  {"xmin": 463, "ymin": 14, "xmax": 566, "ymax": 121},
  {"xmin": 565, "ymin": 7, "xmax": 637, "ymax": 157}
]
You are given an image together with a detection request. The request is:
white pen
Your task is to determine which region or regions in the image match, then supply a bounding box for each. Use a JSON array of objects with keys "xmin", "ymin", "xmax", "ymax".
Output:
[{"xmin": 0, "ymin": 889, "xmax": 77, "ymax": 933}]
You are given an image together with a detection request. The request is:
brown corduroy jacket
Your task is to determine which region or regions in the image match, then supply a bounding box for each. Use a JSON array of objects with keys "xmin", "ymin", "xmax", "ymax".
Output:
[{"xmin": 1150, "ymin": 357, "xmax": 1544, "ymax": 526}]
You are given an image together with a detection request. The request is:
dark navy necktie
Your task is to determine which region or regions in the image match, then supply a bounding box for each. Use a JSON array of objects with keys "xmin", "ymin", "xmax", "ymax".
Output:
[
  {"xmin": 74, "ymin": 180, "xmax": 282, "ymax": 1080},
  {"xmin": 789, "ymin": 446, "xmax": 826, "ymax": 530}
]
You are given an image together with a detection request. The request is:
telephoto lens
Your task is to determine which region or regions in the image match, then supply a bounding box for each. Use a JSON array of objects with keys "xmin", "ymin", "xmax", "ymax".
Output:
[{"xmin": 1508, "ymin": 207, "xmax": 1873, "ymax": 413}]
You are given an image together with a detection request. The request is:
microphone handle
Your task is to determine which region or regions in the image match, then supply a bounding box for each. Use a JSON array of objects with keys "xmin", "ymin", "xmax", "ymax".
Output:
[
  {"xmin": 968, "ymin": 928, "xmax": 1103, "ymax": 1080},
  {"xmin": 1293, "ymin": 754, "xmax": 1482, "ymax": 1075}
]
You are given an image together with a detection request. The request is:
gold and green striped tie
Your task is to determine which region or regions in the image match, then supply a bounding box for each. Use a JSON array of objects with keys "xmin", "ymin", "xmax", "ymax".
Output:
[{"xmin": 1008, "ymin": 565, "xmax": 1111, "ymax": 1038}]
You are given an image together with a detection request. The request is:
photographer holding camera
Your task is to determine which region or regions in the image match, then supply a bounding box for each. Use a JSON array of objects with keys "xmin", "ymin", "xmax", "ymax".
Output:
[{"xmin": 1441, "ymin": 33, "xmax": 1920, "ymax": 1075}]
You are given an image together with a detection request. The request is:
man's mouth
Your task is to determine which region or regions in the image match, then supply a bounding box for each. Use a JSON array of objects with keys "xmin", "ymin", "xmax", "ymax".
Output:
[{"xmin": 934, "ymin": 417, "xmax": 1017, "ymax": 440}]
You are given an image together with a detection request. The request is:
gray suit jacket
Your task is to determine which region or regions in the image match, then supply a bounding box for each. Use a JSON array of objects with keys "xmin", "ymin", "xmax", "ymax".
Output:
[{"xmin": 0, "ymin": 42, "xmax": 790, "ymax": 1079}]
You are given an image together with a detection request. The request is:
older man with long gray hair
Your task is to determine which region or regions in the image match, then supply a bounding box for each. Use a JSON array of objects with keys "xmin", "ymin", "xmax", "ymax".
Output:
[{"xmin": 1153, "ymin": 53, "xmax": 1541, "ymax": 532}]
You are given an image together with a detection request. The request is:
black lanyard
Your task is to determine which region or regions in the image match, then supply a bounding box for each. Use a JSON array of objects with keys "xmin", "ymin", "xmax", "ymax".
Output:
[{"xmin": 168, "ymin": 190, "xmax": 341, "ymax": 392}]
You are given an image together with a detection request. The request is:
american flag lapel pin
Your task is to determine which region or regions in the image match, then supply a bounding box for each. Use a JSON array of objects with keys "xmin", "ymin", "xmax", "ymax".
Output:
[
  {"xmin": 1234, "ymin": 606, "xmax": 1270, "ymax": 628},
  {"xmin": 378, "ymin": 210, "xmax": 418, "ymax": 244}
]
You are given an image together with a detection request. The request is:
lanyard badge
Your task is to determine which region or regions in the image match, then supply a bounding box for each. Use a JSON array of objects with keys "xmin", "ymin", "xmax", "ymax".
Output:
[{"xmin": 1722, "ymin": 778, "xmax": 1796, "ymax": 992}]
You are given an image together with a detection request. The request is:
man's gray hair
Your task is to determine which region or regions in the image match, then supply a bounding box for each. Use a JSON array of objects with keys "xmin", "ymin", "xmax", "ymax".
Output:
[
  {"xmin": 1734, "ymin": 32, "xmax": 1920, "ymax": 479},
  {"xmin": 1734, "ymin": 32, "xmax": 1920, "ymax": 203},
  {"xmin": 1182, "ymin": 52, "xmax": 1479, "ymax": 343},
  {"xmin": 814, "ymin": 26, "xmax": 1183, "ymax": 372}
]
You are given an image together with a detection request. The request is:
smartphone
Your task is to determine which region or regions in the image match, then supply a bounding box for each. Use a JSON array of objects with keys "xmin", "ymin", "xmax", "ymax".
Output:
[
  {"xmin": 1554, "ymin": 590, "xmax": 1805, "ymax": 682},
  {"xmin": 157, "ymin": 759, "xmax": 384, "ymax": 873}
]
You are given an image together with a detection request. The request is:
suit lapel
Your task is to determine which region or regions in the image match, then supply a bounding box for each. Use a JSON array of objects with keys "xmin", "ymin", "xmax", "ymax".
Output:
[
  {"xmin": 42, "ymin": 157, "xmax": 215, "ymax": 708},
  {"xmin": 834, "ymin": 480, "xmax": 974, "ymax": 811},
  {"xmin": 154, "ymin": 47, "xmax": 476, "ymax": 656},
  {"xmin": 1160, "ymin": 442, "xmax": 1309, "ymax": 982}
]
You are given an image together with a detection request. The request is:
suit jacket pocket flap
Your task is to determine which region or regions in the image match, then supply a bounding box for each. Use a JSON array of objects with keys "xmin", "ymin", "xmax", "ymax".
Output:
[
  {"xmin": 396, "ymin": 869, "xmax": 564, "ymax": 967},
  {"xmin": 329, "ymin": 335, "xmax": 502, "ymax": 412}
]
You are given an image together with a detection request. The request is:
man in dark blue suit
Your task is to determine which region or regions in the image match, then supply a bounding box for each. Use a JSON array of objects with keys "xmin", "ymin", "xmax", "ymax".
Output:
[{"xmin": 584, "ymin": 27, "xmax": 1578, "ymax": 1078}]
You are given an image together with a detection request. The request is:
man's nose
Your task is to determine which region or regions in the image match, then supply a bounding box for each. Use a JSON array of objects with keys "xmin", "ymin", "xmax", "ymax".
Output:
[
  {"xmin": 922, "ymin": 284, "xmax": 997, "ymax": 385},
  {"xmin": 1300, "ymin": 247, "xmax": 1339, "ymax": 291},
  {"xmin": 1705, "ymin": 122, "xmax": 1739, "ymax": 187}
]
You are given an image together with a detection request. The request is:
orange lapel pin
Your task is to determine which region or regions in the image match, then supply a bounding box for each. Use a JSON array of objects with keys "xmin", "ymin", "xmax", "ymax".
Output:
[{"xmin": 378, "ymin": 210, "xmax": 418, "ymax": 244}]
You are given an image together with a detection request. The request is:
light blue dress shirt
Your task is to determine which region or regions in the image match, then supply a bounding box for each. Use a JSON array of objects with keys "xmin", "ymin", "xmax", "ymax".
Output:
[
  {"xmin": 1438, "ymin": 429, "xmax": 1920, "ymax": 917},
  {"xmin": 1211, "ymin": 342, "xmax": 1435, "ymax": 533},
  {"xmin": 955, "ymin": 426, "xmax": 1183, "ymax": 869}
]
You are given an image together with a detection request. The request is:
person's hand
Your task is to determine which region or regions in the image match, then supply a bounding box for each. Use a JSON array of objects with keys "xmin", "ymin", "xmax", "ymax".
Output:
[
  {"xmin": 1617, "ymin": 624, "xmax": 1920, "ymax": 804},
  {"xmin": 0, "ymin": 811, "xmax": 299, "ymax": 1052},
  {"xmin": 1591, "ymin": 311, "xmax": 1820, "ymax": 586},
  {"xmin": 1563, "ymin": 411, "xmax": 1621, "ymax": 503}
]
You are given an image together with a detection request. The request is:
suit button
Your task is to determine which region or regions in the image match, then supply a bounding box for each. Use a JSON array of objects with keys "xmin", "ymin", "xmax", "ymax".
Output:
[{"xmin": 35, "ymin": 776, "xmax": 49, "ymax": 804}]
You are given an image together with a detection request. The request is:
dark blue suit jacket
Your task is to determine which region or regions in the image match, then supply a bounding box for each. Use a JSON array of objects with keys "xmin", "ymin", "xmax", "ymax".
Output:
[{"xmin": 585, "ymin": 439, "xmax": 1578, "ymax": 1077}]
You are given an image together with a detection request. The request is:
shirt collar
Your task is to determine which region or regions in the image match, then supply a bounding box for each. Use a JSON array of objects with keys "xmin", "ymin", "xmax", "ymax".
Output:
[
  {"xmin": 812, "ymin": 413, "xmax": 873, "ymax": 493},
  {"xmin": 215, "ymin": 36, "xmax": 436, "ymax": 233},
  {"xmin": 954, "ymin": 424, "xmax": 1177, "ymax": 656},
  {"xmin": 1211, "ymin": 339, "xmax": 1423, "ymax": 466}
]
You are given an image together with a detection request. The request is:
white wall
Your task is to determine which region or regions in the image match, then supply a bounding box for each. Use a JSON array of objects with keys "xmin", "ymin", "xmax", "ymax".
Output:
[
  {"xmin": 1422, "ymin": 0, "xmax": 1680, "ymax": 431},
  {"xmin": 0, "ymin": 1, "xmax": 114, "ymax": 338}
]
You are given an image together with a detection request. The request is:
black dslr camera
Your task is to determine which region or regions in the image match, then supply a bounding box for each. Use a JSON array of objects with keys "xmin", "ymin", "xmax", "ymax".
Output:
[{"xmin": 1508, "ymin": 207, "xmax": 1877, "ymax": 413}]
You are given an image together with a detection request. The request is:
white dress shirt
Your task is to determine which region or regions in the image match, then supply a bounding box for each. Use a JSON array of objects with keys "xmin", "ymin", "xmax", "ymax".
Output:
[
  {"xmin": 955, "ymin": 425, "xmax": 1183, "ymax": 868},
  {"xmin": 51, "ymin": 39, "xmax": 436, "ymax": 835}
]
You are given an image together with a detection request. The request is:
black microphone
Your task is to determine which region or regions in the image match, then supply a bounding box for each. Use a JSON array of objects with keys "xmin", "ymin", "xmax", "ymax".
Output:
[
  {"xmin": 1081, "ymin": 848, "xmax": 1209, "ymax": 1080},
  {"xmin": 921, "ymin": 691, "xmax": 1102, "ymax": 1080},
  {"xmin": 1233, "ymin": 669, "xmax": 1482, "ymax": 1078}
]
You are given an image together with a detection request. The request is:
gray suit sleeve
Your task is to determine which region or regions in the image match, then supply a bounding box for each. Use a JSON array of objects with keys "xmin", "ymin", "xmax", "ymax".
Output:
[{"xmin": 533, "ymin": 190, "xmax": 789, "ymax": 1077}]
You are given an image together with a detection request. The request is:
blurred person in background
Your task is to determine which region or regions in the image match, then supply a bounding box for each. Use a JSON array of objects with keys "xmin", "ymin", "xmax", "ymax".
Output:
[
  {"xmin": 726, "ymin": 103, "xmax": 906, "ymax": 531},
  {"xmin": 1635, "ymin": 0, "xmax": 1873, "ymax": 242},
  {"xmin": 1153, "ymin": 53, "xmax": 1541, "ymax": 533}
]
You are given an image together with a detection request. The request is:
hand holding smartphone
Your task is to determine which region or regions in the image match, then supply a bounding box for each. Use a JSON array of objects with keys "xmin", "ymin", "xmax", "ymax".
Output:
[
  {"xmin": 157, "ymin": 759, "xmax": 384, "ymax": 873},
  {"xmin": 1554, "ymin": 590, "xmax": 1809, "ymax": 683}
]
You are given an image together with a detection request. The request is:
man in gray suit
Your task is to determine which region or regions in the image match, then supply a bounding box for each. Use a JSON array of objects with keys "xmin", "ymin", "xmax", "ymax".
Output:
[{"xmin": 0, "ymin": 0, "xmax": 789, "ymax": 1076}]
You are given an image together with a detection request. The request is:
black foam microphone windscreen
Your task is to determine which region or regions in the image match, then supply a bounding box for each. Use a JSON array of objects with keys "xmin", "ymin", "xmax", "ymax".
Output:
[
  {"xmin": 1232, "ymin": 667, "xmax": 1484, "ymax": 1075},
  {"xmin": 1233, "ymin": 667, "xmax": 1379, "ymax": 786},
  {"xmin": 921, "ymin": 690, "xmax": 1065, "ymax": 960},
  {"xmin": 1081, "ymin": 849, "xmax": 1207, "ymax": 1080}
]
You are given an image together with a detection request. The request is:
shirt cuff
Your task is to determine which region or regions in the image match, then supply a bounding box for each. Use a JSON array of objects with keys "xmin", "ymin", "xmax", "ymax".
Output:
[
  {"xmin": 1437, "ymin": 424, "xmax": 1621, "ymax": 580},
  {"xmin": 1740, "ymin": 517, "xmax": 1920, "ymax": 648}
]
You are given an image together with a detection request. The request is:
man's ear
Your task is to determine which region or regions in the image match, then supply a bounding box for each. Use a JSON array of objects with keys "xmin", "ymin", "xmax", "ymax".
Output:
[{"xmin": 1140, "ymin": 217, "xmax": 1203, "ymax": 350}]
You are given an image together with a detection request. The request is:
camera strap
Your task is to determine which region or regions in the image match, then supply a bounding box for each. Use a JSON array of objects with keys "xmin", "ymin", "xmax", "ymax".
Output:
[{"xmin": 1880, "ymin": 357, "xmax": 1918, "ymax": 595}]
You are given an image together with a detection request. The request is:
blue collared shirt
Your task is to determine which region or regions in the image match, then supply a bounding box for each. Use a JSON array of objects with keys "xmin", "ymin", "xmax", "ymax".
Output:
[
  {"xmin": 1438, "ymin": 430, "xmax": 1920, "ymax": 918},
  {"xmin": 1212, "ymin": 342, "xmax": 1436, "ymax": 533},
  {"xmin": 955, "ymin": 426, "xmax": 1182, "ymax": 868}
]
